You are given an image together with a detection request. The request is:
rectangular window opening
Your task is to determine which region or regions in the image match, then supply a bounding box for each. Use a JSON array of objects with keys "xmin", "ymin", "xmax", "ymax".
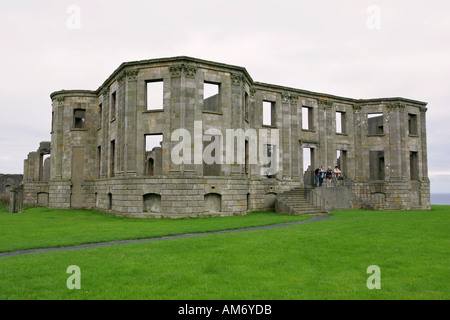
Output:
[
  {"xmin": 368, "ymin": 113, "xmax": 384, "ymax": 135},
  {"xmin": 146, "ymin": 81, "xmax": 164, "ymax": 110},
  {"xmin": 145, "ymin": 134, "xmax": 163, "ymax": 176},
  {"xmin": 111, "ymin": 91, "xmax": 117, "ymax": 121},
  {"xmin": 263, "ymin": 101, "xmax": 274, "ymax": 126},
  {"xmin": 410, "ymin": 151, "xmax": 419, "ymax": 180},
  {"xmin": 110, "ymin": 140, "xmax": 115, "ymax": 177},
  {"xmin": 97, "ymin": 146, "xmax": 102, "ymax": 178},
  {"xmin": 203, "ymin": 82, "xmax": 221, "ymax": 112},
  {"xmin": 244, "ymin": 91, "xmax": 249, "ymax": 120},
  {"xmin": 98, "ymin": 104, "xmax": 102, "ymax": 128},
  {"xmin": 302, "ymin": 107, "xmax": 313, "ymax": 130},
  {"xmin": 203, "ymin": 134, "xmax": 222, "ymax": 176},
  {"xmin": 408, "ymin": 114, "xmax": 418, "ymax": 135},
  {"xmin": 73, "ymin": 109, "xmax": 86, "ymax": 129},
  {"xmin": 336, "ymin": 111, "xmax": 346, "ymax": 134},
  {"xmin": 369, "ymin": 150, "xmax": 385, "ymax": 181},
  {"xmin": 337, "ymin": 150, "xmax": 347, "ymax": 175}
]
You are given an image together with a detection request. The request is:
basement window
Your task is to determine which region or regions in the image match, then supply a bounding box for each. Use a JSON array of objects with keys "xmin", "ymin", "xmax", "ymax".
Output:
[
  {"xmin": 146, "ymin": 80, "xmax": 164, "ymax": 110},
  {"xmin": 368, "ymin": 113, "xmax": 384, "ymax": 135},
  {"xmin": 73, "ymin": 109, "xmax": 86, "ymax": 129}
]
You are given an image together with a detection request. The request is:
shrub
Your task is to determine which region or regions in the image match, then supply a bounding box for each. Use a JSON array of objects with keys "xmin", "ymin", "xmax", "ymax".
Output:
[{"xmin": 0, "ymin": 194, "xmax": 9, "ymax": 206}]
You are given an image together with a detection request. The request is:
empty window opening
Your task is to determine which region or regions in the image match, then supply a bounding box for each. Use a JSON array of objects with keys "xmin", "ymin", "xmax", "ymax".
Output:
[
  {"xmin": 108, "ymin": 193, "xmax": 112, "ymax": 210},
  {"xmin": 263, "ymin": 101, "xmax": 275, "ymax": 126},
  {"xmin": 303, "ymin": 147, "xmax": 315, "ymax": 186},
  {"xmin": 111, "ymin": 91, "xmax": 117, "ymax": 120},
  {"xmin": 97, "ymin": 146, "xmax": 101, "ymax": 178},
  {"xmin": 203, "ymin": 82, "xmax": 221, "ymax": 112},
  {"xmin": 98, "ymin": 103, "xmax": 102, "ymax": 128},
  {"xmin": 337, "ymin": 150, "xmax": 347, "ymax": 175},
  {"xmin": 244, "ymin": 91, "xmax": 249, "ymax": 120},
  {"xmin": 410, "ymin": 151, "xmax": 419, "ymax": 180},
  {"xmin": 203, "ymin": 135, "xmax": 222, "ymax": 176},
  {"xmin": 110, "ymin": 140, "xmax": 115, "ymax": 177},
  {"xmin": 40, "ymin": 154, "xmax": 51, "ymax": 182},
  {"xmin": 336, "ymin": 111, "xmax": 346, "ymax": 134},
  {"xmin": 302, "ymin": 107, "xmax": 314, "ymax": 130},
  {"xmin": 368, "ymin": 113, "xmax": 384, "ymax": 135},
  {"xmin": 369, "ymin": 150, "xmax": 385, "ymax": 181},
  {"xmin": 145, "ymin": 134, "xmax": 163, "ymax": 176},
  {"xmin": 303, "ymin": 147, "xmax": 314, "ymax": 174},
  {"xmin": 146, "ymin": 81, "xmax": 164, "ymax": 110},
  {"xmin": 408, "ymin": 114, "xmax": 418, "ymax": 135},
  {"xmin": 73, "ymin": 109, "xmax": 86, "ymax": 129},
  {"xmin": 245, "ymin": 140, "xmax": 249, "ymax": 174},
  {"xmin": 262, "ymin": 144, "xmax": 277, "ymax": 178}
]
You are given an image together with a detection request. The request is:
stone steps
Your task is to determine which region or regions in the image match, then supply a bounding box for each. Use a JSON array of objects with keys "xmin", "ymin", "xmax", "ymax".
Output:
[{"xmin": 275, "ymin": 187, "xmax": 329, "ymax": 215}]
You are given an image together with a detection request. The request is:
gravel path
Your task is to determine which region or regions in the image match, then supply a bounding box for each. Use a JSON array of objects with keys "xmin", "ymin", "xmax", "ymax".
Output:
[{"xmin": 0, "ymin": 215, "xmax": 332, "ymax": 258}]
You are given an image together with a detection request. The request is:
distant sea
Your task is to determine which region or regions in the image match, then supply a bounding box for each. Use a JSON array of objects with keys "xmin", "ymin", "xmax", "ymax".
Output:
[{"xmin": 431, "ymin": 194, "xmax": 450, "ymax": 205}]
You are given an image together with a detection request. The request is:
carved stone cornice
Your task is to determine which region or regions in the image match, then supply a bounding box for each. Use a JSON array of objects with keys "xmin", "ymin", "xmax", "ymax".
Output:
[
  {"xmin": 231, "ymin": 73, "xmax": 244, "ymax": 86},
  {"xmin": 57, "ymin": 97, "xmax": 64, "ymax": 106},
  {"xmin": 250, "ymin": 87, "xmax": 257, "ymax": 98},
  {"xmin": 420, "ymin": 106, "xmax": 428, "ymax": 114},
  {"xmin": 102, "ymin": 89, "xmax": 109, "ymax": 98},
  {"xmin": 282, "ymin": 93, "xmax": 299, "ymax": 104},
  {"xmin": 290, "ymin": 94, "xmax": 299, "ymax": 104},
  {"xmin": 353, "ymin": 104, "xmax": 362, "ymax": 112},
  {"xmin": 117, "ymin": 71, "xmax": 127, "ymax": 84},
  {"xmin": 184, "ymin": 64, "xmax": 198, "ymax": 78},
  {"xmin": 126, "ymin": 69, "xmax": 138, "ymax": 81},
  {"xmin": 169, "ymin": 64, "xmax": 183, "ymax": 77},
  {"xmin": 318, "ymin": 98, "xmax": 333, "ymax": 109},
  {"xmin": 387, "ymin": 103, "xmax": 406, "ymax": 111}
]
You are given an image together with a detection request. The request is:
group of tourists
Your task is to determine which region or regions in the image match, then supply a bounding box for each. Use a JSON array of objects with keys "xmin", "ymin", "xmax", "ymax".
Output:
[{"xmin": 314, "ymin": 166, "xmax": 341, "ymax": 188}]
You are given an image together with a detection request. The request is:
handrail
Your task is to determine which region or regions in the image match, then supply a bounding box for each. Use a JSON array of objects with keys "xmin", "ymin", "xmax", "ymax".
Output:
[{"xmin": 304, "ymin": 186, "xmax": 327, "ymax": 211}]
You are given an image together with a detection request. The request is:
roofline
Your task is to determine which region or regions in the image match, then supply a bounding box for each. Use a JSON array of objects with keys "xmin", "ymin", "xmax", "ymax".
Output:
[{"xmin": 50, "ymin": 56, "xmax": 428, "ymax": 107}]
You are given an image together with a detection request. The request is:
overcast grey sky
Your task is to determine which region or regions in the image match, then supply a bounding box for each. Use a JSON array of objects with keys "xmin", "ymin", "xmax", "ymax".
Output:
[{"xmin": 0, "ymin": 0, "xmax": 449, "ymax": 193}]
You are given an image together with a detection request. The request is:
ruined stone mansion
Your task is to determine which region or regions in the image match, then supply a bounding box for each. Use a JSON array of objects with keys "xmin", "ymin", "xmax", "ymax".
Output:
[{"xmin": 20, "ymin": 56, "xmax": 430, "ymax": 217}]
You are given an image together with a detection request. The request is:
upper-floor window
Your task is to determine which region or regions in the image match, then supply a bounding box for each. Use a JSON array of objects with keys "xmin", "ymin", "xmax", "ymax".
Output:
[
  {"xmin": 73, "ymin": 108, "xmax": 86, "ymax": 129},
  {"xmin": 98, "ymin": 103, "xmax": 102, "ymax": 128},
  {"xmin": 368, "ymin": 113, "xmax": 384, "ymax": 135},
  {"xmin": 336, "ymin": 111, "xmax": 346, "ymax": 134},
  {"xmin": 263, "ymin": 101, "xmax": 275, "ymax": 126},
  {"xmin": 408, "ymin": 113, "xmax": 418, "ymax": 135},
  {"xmin": 302, "ymin": 106, "xmax": 313, "ymax": 130},
  {"xmin": 146, "ymin": 80, "xmax": 164, "ymax": 111},
  {"xmin": 111, "ymin": 91, "xmax": 117, "ymax": 121},
  {"xmin": 203, "ymin": 82, "xmax": 221, "ymax": 113}
]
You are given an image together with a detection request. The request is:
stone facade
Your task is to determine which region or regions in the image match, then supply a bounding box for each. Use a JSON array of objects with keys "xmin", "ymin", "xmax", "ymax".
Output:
[{"xmin": 22, "ymin": 56, "xmax": 430, "ymax": 217}]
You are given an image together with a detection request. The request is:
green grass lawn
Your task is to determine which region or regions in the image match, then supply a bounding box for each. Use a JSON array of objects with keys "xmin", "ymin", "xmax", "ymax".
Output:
[
  {"xmin": 0, "ymin": 207, "xmax": 311, "ymax": 253},
  {"xmin": 0, "ymin": 206, "xmax": 448, "ymax": 300}
]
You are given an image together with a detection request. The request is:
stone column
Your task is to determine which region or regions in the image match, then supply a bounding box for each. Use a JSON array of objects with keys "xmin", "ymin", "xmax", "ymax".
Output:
[
  {"xmin": 353, "ymin": 104, "xmax": 364, "ymax": 181},
  {"xmin": 125, "ymin": 70, "xmax": 138, "ymax": 175},
  {"xmin": 101, "ymin": 89, "xmax": 109, "ymax": 178}
]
